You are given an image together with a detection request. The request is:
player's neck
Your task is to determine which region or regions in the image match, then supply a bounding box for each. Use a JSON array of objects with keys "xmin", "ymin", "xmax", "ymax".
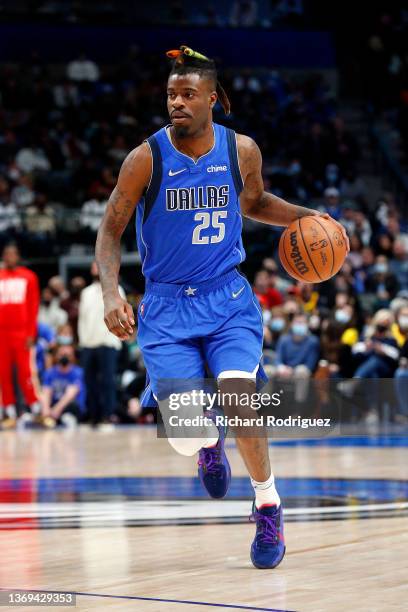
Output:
[{"xmin": 169, "ymin": 123, "xmax": 214, "ymax": 162}]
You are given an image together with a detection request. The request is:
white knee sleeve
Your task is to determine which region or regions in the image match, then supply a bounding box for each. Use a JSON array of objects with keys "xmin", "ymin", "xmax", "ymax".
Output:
[
  {"xmin": 218, "ymin": 364, "xmax": 259, "ymax": 380},
  {"xmin": 159, "ymin": 390, "xmax": 218, "ymax": 456},
  {"xmin": 167, "ymin": 437, "xmax": 207, "ymax": 456}
]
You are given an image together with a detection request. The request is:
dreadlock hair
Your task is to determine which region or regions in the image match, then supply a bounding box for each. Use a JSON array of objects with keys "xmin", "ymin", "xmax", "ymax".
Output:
[{"xmin": 167, "ymin": 45, "xmax": 231, "ymax": 116}]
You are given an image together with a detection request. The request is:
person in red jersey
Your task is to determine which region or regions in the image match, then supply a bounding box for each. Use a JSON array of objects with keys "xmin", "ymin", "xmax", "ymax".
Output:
[{"xmin": 0, "ymin": 243, "xmax": 40, "ymax": 425}]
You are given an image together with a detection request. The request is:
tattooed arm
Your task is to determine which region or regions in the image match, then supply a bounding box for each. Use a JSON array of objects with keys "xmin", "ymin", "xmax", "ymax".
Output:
[
  {"xmin": 95, "ymin": 142, "xmax": 151, "ymax": 340},
  {"xmin": 237, "ymin": 134, "xmax": 349, "ymax": 248}
]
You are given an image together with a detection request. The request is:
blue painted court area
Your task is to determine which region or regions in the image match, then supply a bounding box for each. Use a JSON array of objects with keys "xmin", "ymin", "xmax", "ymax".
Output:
[
  {"xmin": 259, "ymin": 435, "xmax": 408, "ymax": 447},
  {"xmin": 0, "ymin": 476, "xmax": 407, "ymax": 504}
]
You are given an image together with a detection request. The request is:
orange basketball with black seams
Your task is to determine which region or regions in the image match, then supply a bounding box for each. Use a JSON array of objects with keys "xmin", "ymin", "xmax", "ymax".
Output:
[{"xmin": 278, "ymin": 215, "xmax": 347, "ymax": 283}]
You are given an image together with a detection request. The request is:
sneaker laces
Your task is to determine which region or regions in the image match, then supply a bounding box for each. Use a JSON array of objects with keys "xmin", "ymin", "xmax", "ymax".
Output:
[
  {"xmin": 198, "ymin": 446, "xmax": 222, "ymax": 475},
  {"xmin": 250, "ymin": 510, "xmax": 279, "ymax": 545}
]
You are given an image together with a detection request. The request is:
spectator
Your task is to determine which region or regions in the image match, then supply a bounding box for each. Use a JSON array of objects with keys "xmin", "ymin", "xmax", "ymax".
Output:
[
  {"xmin": 60, "ymin": 276, "xmax": 86, "ymax": 338},
  {"xmin": 350, "ymin": 309, "xmax": 400, "ymax": 421},
  {"xmin": 272, "ymin": 313, "xmax": 320, "ymax": 402},
  {"xmin": 40, "ymin": 344, "xmax": 85, "ymax": 428},
  {"xmin": 390, "ymin": 240, "xmax": 408, "ymax": 289},
  {"xmin": 321, "ymin": 187, "xmax": 342, "ymax": 220},
  {"xmin": 56, "ymin": 323, "xmax": 75, "ymax": 346},
  {"xmin": 39, "ymin": 286, "xmax": 68, "ymax": 330},
  {"xmin": 319, "ymin": 318, "xmax": 354, "ymax": 378},
  {"xmin": 24, "ymin": 192, "xmax": 57, "ymax": 255},
  {"xmin": 296, "ymin": 282, "xmax": 320, "ymax": 313},
  {"xmin": 0, "ymin": 195, "xmax": 21, "ymax": 250},
  {"xmin": 339, "ymin": 168, "xmax": 367, "ymax": 203},
  {"xmin": 24, "ymin": 193, "xmax": 56, "ymax": 236},
  {"xmin": 372, "ymin": 231, "xmax": 394, "ymax": 258},
  {"xmin": 394, "ymin": 305, "xmax": 408, "ymax": 423},
  {"xmin": 334, "ymin": 302, "xmax": 359, "ymax": 347},
  {"xmin": 80, "ymin": 192, "xmax": 108, "ymax": 235},
  {"xmin": 0, "ymin": 243, "xmax": 40, "ymax": 426},
  {"xmin": 53, "ymin": 79, "xmax": 79, "ymax": 109},
  {"xmin": 357, "ymin": 246, "xmax": 376, "ymax": 292},
  {"xmin": 48, "ymin": 275, "xmax": 69, "ymax": 301},
  {"xmin": 347, "ymin": 233, "xmax": 364, "ymax": 271},
  {"xmin": 10, "ymin": 175, "xmax": 35, "ymax": 208},
  {"xmin": 253, "ymin": 269, "xmax": 283, "ymax": 309},
  {"xmin": 387, "ymin": 217, "xmax": 408, "ymax": 252},
  {"xmin": 35, "ymin": 321, "xmax": 55, "ymax": 382},
  {"xmin": 390, "ymin": 299, "xmax": 408, "ymax": 346},
  {"xmin": 366, "ymin": 255, "xmax": 400, "ymax": 304},
  {"xmin": 354, "ymin": 211, "xmax": 372, "ymax": 246},
  {"xmin": 338, "ymin": 201, "xmax": 359, "ymax": 237},
  {"xmin": 78, "ymin": 262, "xmax": 124, "ymax": 425},
  {"xmin": 67, "ymin": 53, "xmax": 100, "ymax": 82},
  {"xmin": 15, "ymin": 142, "xmax": 51, "ymax": 175},
  {"xmin": 352, "ymin": 309, "xmax": 399, "ymax": 379}
]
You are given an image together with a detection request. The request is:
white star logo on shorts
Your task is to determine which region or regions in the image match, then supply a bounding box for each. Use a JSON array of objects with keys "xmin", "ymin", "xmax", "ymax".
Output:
[{"xmin": 185, "ymin": 286, "xmax": 197, "ymax": 296}]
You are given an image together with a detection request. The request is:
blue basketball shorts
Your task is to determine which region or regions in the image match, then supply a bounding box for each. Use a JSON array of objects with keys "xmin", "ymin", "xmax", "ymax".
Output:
[{"xmin": 137, "ymin": 269, "xmax": 267, "ymax": 406}]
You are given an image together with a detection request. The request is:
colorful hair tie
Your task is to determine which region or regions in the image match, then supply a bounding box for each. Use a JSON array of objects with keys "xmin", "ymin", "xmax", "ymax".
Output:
[{"xmin": 166, "ymin": 46, "xmax": 210, "ymax": 62}]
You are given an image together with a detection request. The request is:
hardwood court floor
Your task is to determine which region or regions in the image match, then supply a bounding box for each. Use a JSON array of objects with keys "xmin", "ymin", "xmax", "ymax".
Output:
[{"xmin": 0, "ymin": 427, "xmax": 407, "ymax": 612}]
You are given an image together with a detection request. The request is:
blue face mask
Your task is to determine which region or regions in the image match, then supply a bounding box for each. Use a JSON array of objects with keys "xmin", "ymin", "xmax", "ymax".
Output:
[
  {"xmin": 57, "ymin": 336, "xmax": 73, "ymax": 345},
  {"xmin": 335, "ymin": 310, "xmax": 351, "ymax": 324},
  {"xmin": 271, "ymin": 318, "xmax": 285, "ymax": 332},
  {"xmin": 292, "ymin": 323, "xmax": 308, "ymax": 336},
  {"xmin": 375, "ymin": 263, "xmax": 388, "ymax": 274}
]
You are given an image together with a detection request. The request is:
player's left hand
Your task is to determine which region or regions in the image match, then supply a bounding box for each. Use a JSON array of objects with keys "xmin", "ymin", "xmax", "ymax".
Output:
[{"xmin": 316, "ymin": 212, "xmax": 350, "ymax": 254}]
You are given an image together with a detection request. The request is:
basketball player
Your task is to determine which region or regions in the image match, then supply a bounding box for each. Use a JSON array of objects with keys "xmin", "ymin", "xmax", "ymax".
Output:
[
  {"xmin": 96, "ymin": 46, "xmax": 349, "ymax": 569},
  {"xmin": 0, "ymin": 243, "xmax": 40, "ymax": 428}
]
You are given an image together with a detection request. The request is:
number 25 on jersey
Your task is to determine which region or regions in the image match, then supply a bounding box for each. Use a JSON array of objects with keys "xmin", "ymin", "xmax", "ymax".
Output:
[{"xmin": 192, "ymin": 211, "xmax": 228, "ymax": 244}]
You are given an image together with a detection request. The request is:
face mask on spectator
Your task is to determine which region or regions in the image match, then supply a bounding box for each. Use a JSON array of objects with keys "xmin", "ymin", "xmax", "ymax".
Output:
[
  {"xmin": 292, "ymin": 322, "xmax": 308, "ymax": 336},
  {"xmin": 375, "ymin": 263, "xmax": 388, "ymax": 274},
  {"xmin": 58, "ymin": 356, "xmax": 70, "ymax": 366},
  {"xmin": 57, "ymin": 335, "xmax": 73, "ymax": 345},
  {"xmin": 398, "ymin": 316, "xmax": 408, "ymax": 330},
  {"xmin": 335, "ymin": 309, "xmax": 351, "ymax": 324},
  {"xmin": 376, "ymin": 324, "xmax": 388, "ymax": 334},
  {"xmin": 271, "ymin": 318, "xmax": 285, "ymax": 332}
]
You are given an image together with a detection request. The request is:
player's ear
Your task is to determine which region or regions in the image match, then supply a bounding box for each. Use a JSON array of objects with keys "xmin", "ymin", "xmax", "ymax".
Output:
[{"xmin": 209, "ymin": 91, "xmax": 217, "ymax": 109}]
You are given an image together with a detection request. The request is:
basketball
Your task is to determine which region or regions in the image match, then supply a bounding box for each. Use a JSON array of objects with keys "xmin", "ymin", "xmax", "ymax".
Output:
[{"xmin": 278, "ymin": 215, "xmax": 347, "ymax": 283}]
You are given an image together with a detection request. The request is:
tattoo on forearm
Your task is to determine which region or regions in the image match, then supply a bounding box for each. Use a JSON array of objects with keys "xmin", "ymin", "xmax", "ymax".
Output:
[{"xmin": 95, "ymin": 186, "xmax": 135, "ymax": 298}]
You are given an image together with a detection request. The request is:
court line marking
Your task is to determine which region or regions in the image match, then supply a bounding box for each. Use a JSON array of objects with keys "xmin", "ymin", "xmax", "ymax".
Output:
[
  {"xmin": 0, "ymin": 588, "xmax": 295, "ymax": 612},
  {"xmin": 0, "ymin": 500, "xmax": 407, "ymax": 517}
]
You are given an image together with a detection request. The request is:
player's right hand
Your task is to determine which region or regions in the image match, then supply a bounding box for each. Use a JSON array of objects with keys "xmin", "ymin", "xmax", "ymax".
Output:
[{"xmin": 104, "ymin": 295, "xmax": 135, "ymax": 340}]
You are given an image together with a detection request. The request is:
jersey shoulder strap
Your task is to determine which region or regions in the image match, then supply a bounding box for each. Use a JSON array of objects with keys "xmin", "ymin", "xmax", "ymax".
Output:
[
  {"xmin": 224, "ymin": 127, "xmax": 244, "ymax": 195},
  {"xmin": 143, "ymin": 134, "xmax": 163, "ymax": 223}
]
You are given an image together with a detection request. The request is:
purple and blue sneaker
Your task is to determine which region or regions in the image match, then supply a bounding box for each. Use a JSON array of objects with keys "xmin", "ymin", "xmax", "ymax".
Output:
[
  {"xmin": 198, "ymin": 408, "xmax": 231, "ymax": 499},
  {"xmin": 250, "ymin": 502, "xmax": 286, "ymax": 569}
]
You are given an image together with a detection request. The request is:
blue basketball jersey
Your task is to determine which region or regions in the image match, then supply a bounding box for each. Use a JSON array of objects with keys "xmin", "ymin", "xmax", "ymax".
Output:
[{"xmin": 135, "ymin": 122, "xmax": 245, "ymax": 283}]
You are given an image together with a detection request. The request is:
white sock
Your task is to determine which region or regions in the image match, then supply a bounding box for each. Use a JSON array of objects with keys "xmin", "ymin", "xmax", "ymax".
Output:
[
  {"xmin": 30, "ymin": 402, "xmax": 41, "ymax": 415},
  {"xmin": 5, "ymin": 404, "xmax": 17, "ymax": 419},
  {"xmin": 251, "ymin": 473, "xmax": 281, "ymax": 509}
]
